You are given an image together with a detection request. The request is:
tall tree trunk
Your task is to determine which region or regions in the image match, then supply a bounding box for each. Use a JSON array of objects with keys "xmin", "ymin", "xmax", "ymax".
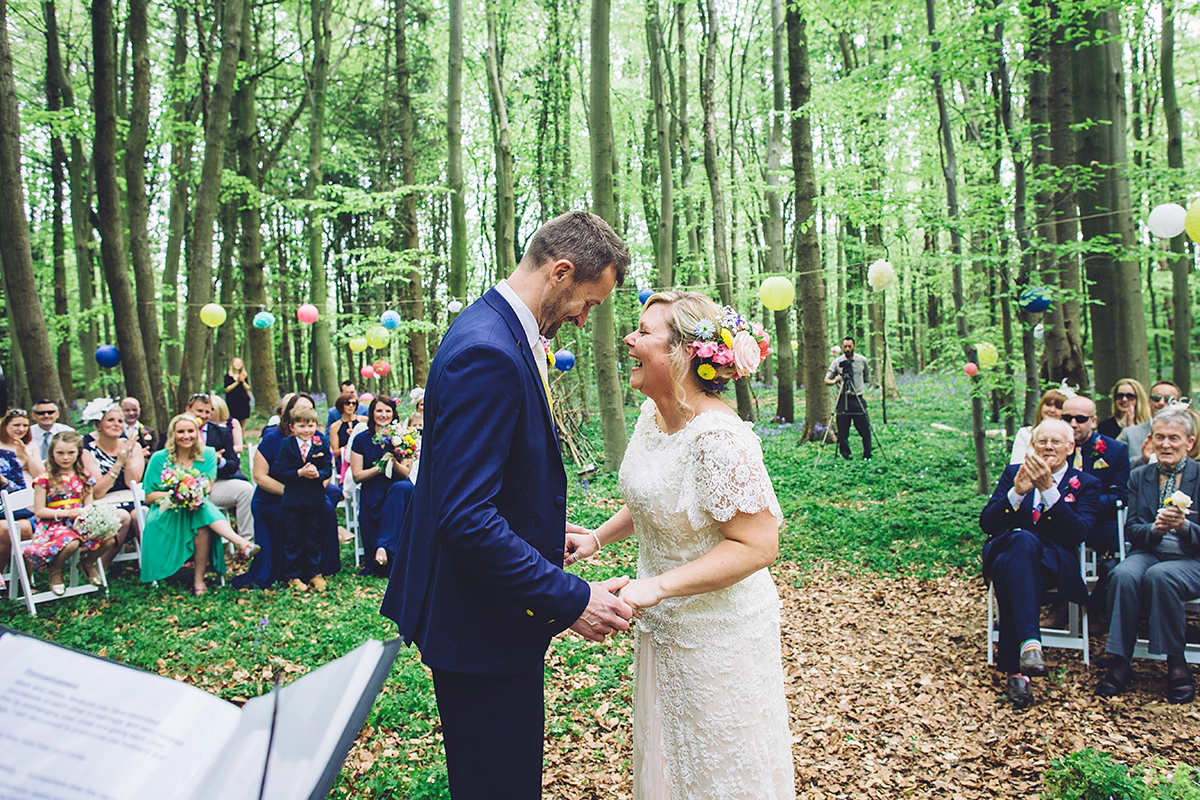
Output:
[
  {"xmin": 126, "ymin": 0, "xmax": 167, "ymax": 428},
  {"xmin": 163, "ymin": 2, "xmax": 192, "ymax": 380},
  {"xmin": 0, "ymin": 0, "xmax": 64, "ymax": 405},
  {"xmin": 92, "ymin": 0, "xmax": 154, "ymax": 410},
  {"xmin": 1073, "ymin": 6, "xmax": 1148, "ymax": 407},
  {"xmin": 786, "ymin": 3, "xmax": 828, "ymax": 441},
  {"xmin": 446, "ymin": 0, "xmax": 465, "ymax": 325},
  {"xmin": 307, "ymin": 0, "xmax": 338, "ymax": 400},
  {"xmin": 927, "ymin": 0, "xmax": 987, "ymax": 492},
  {"xmin": 590, "ymin": 0, "xmax": 627, "ymax": 470},
  {"xmin": 394, "ymin": 0, "xmax": 428, "ymax": 387},
  {"xmin": 646, "ymin": 0, "xmax": 674, "ymax": 289},
  {"xmin": 675, "ymin": 2, "xmax": 700, "ymax": 264},
  {"xmin": 485, "ymin": 9, "xmax": 516, "ymax": 277},
  {"xmin": 44, "ymin": 20, "xmax": 73, "ymax": 403},
  {"xmin": 177, "ymin": 0, "xmax": 246, "ymax": 405},
  {"xmin": 699, "ymin": 0, "xmax": 752, "ymax": 421},
  {"xmin": 1161, "ymin": 0, "xmax": 1189, "ymax": 394},
  {"xmin": 765, "ymin": 0, "xmax": 793, "ymax": 423}
]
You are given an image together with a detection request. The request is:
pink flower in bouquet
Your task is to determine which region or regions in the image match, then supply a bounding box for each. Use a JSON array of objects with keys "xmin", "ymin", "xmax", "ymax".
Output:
[{"xmin": 732, "ymin": 330, "xmax": 762, "ymax": 377}]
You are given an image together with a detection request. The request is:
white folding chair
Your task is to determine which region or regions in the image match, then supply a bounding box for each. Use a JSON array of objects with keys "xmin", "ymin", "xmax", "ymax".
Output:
[
  {"xmin": 1118, "ymin": 506, "xmax": 1200, "ymax": 665},
  {"xmin": 107, "ymin": 481, "xmax": 146, "ymax": 569},
  {"xmin": 4, "ymin": 487, "xmax": 106, "ymax": 616},
  {"xmin": 342, "ymin": 485, "xmax": 363, "ymax": 568}
]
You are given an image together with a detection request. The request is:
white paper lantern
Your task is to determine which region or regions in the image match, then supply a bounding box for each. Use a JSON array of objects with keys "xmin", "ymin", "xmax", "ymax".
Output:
[
  {"xmin": 1033, "ymin": 323, "xmax": 1044, "ymax": 341},
  {"xmin": 867, "ymin": 259, "xmax": 897, "ymax": 291},
  {"xmin": 1147, "ymin": 203, "xmax": 1188, "ymax": 239},
  {"xmin": 447, "ymin": 299, "xmax": 464, "ymax": 314}
]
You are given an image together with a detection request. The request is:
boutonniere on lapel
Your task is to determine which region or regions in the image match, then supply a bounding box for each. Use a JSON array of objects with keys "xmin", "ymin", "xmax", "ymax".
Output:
[
  {"xmin": 1064, "ymin": 493, "xmax": 1076, "ymax": 503},
  {"xmin": 310, "ymin": 434, "xmax": 326, "ymax": 458},
  {"xmin": 1093, "ymin": 436, "xmax": 1107, "ymax": 455},
  {"xmin": 1068, "ymin": 476, "xmax": 1081, "ymax": 490}
]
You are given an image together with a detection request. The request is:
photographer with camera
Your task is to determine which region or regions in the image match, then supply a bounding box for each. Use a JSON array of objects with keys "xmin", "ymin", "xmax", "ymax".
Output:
[{"xmin": 825, "ymin": 336, "xmax": 871, "ymax": 461}]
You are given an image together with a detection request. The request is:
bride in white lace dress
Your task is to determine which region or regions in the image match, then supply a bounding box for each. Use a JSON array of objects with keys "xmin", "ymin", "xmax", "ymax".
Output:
[{"xmin": 566, "ymin": 292, "xmax": 794, "ymax": 799}]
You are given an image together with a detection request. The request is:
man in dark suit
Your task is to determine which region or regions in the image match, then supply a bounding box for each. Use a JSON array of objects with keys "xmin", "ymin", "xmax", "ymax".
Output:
[
  {"xmin": 981, "ymin": 417, "xmax": 1101, "ymax": 709},
  {"xmin": 187, "ymin": 393, "xmax": 255, "ymax": 543},
  {"xmin": 381, "ymin": 211, "xmax": 634, "ymax": 800},
  {"xmin": 1062, "ymin": 394, "xmax": 1129, "ymax": 554}
]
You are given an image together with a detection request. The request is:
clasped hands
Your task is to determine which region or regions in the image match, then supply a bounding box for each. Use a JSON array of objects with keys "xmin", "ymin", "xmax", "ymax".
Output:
[
  {"xmin": 564, "ymin": 522, "xmax": 661, "ymax": 643},
  {"xmin": 298, "ymin": 462, "xmax": 320, "ymax": 479},
  {"xmin": 1155, "ymin": 505, "xmax": 1187, "ymax": 536},
  {"xmin": 1013, "ymin": 451, "xmax": 1056, "ymax": 496}
]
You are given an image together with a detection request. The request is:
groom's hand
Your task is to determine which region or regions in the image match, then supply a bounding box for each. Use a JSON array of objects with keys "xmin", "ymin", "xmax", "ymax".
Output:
[{"xmin": 569, "ymin": 576, "xmax": 634, "ymax": 642}]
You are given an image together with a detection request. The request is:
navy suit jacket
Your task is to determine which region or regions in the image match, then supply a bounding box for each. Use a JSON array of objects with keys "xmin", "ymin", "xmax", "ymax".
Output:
[
  {"xmin": 1125, "ymin": 459, "xmax": 1200, "ymax": 555},
  {"xmin": 200, "ymin": 421, "xmax": 245, "ymax": 481},
  {"xmin": 1074, "ymin": 433, "xmax": 1129, "ymax": 522},
  {"xmin": 274, "ymin": 434, "xmax": 333, "ymax": 509},
  {"xmin": 380, "ymin": 287, "xmax": 591, "ymax": 675},
  {"xmin": 980, "ymin": 463, "xmax": 1101, "ymax": 603}
]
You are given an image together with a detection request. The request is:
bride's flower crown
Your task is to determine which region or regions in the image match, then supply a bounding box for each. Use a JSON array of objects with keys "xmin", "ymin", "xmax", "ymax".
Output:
[{"xmin": 686, "ymin": 306, "xmax": 772, "ymax": 391}]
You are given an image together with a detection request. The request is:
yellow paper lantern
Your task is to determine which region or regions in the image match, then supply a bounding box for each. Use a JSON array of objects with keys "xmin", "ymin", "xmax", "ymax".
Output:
[
  {"xmin": 1186, "ymin": 199, "xmax": 1200, "ymax": 242},
  {"xmin": 348, "ymin": 337, "xmax": 369, "ymax": 353},
  {"xmin": 759, "ymin": 276, "xmax": 795, "ymax": 311},
  {"xmin": 199, "ymin": 303, "xmax": 227, "ymax": 328},
  {"xmin": 365, "ymin": 326, "xmax": 390, "ymax": 349},
  {"xmin": 975, "ymin": 342, "xmax": 1000, "ymax": 369}
]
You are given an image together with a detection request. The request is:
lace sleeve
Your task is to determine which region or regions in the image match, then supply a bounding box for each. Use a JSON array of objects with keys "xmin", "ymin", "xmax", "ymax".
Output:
[{"xmin": 681, "ymin": 424, "xmax": 782, "ymax": 529}]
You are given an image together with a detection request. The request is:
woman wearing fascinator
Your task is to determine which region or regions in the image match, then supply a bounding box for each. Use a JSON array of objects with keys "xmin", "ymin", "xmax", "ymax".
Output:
[{"xmin": 565, "ymin": 291, "xmax": 794, "ymax": 799}]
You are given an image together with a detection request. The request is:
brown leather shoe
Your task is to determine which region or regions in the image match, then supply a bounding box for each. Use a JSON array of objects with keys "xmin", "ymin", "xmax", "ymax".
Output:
[
  {"xmin": 309, "ymin": 574, "xmax": 327, "ymax": 593},
  {"xmin": 1019, "ymin": 646, "xmax": 1048, "ymax": 677},
  {"xmin": 288, "ymin": 578, "xmax": 308, "ymax": 592}
]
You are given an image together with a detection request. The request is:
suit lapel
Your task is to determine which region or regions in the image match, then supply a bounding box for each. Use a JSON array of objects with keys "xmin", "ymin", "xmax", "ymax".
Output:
[{"xmin": 482, "ymin": 289, "xmax": 560, "ymax": 447}]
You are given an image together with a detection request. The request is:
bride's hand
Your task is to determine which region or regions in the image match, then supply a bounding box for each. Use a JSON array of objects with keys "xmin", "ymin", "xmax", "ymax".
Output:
[
  {"xmin": 618, "ymin": 578, "xmax": 664, "ymax": 612},
  {"xmin": 564, "ymin": 523, "xmax": 597, "ymax": 566}
]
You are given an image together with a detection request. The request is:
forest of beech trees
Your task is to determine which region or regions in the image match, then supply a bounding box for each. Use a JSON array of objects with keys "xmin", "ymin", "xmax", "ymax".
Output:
[{"xmin": 1, "ymin": 0, "xmax": 1197, "ymax": 470}]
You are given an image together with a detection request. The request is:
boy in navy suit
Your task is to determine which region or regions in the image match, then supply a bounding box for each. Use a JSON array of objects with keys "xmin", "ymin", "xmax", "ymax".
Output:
[{"xmin": 275, "ymin": 406, "xmax": 333, "ymax": 592}]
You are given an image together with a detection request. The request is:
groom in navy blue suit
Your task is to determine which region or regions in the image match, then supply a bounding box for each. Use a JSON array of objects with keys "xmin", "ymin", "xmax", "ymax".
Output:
[{"xmin": 381, "ymin": 211, "xmax": 634, "ymax": 799}]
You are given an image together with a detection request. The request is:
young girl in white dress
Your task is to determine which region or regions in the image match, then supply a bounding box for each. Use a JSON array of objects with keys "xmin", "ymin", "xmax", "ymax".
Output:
[{"xmin": 566, "ymin": 292, "xmax": 794, "ymax": 799}]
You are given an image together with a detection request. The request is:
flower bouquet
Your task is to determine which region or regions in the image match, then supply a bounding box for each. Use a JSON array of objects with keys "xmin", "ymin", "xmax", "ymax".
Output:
[
  {"xmin": 373, "ymin": 422, "xmax": 420, "ymax": 479},
  {"xmin": 1164, "ymin": 490, "xmax": 1193, "ymax": 514},
  {"xmin": 158, "ymin": 466, "xmax": 209, "ymax": 512},
  {"xmin": 74, "ymin": 504, "xmax": 120, "ymax": 541}
]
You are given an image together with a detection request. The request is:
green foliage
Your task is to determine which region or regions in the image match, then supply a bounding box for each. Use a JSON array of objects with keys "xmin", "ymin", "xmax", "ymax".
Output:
[{"xmin": 1044, "ymin": 749, "xmax": 1200, "ymax": 800}]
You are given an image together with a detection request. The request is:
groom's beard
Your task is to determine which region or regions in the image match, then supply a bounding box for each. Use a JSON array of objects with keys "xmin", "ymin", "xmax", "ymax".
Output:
[{"xmin": 538, "ymin": 297, "xmax": 570, "ymax": 339}]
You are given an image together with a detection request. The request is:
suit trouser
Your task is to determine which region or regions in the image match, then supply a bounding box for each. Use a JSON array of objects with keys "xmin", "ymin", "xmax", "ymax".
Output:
[
  {"xmin": 209, "ymin": 478, "xmax": 255, "ymax": 541},
  {"xmin": 432, "ymin": 666, "xmax": 545, "ymax": 800},
  {"xmin": 280, "ymin": 502, "xmax": 324, "ymax": 581},
  {"xmin": 1106, "ymin": 550, "xmax": 1200, "ymax": 660},
  {"xmin": 836, "ymin": 393, "xmax": 871, "ymax": 458},
  {"xmin": 988, "ymin": 529, "xmax": 1055, "ymax": 673}
]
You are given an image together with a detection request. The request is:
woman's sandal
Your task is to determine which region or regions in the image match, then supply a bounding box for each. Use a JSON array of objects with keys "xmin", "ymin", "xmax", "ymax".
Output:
[
  {"xmin": 1167, "ymin": 673, "xmax": 1195, "ymax": 705},
  {"xmin": 241, "ymin": 543, "xmax": 261, "ymax": 561},
  {"xmin": 81, "ymin": 560, "xmax": 103, "ymax": 587},
  {"xmin": 1094, "ymin": 670, "xmax": 1132, "ymax": 698}
]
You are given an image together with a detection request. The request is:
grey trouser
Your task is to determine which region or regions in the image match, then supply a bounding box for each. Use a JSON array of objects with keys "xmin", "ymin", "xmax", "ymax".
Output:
[{"xmin": 1105, "ymin": 550, "xmax": 1200, "ymax": 659}]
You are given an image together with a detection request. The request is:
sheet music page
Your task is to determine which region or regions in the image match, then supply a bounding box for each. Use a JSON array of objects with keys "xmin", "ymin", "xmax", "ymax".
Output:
[
  {"xmin": 191, "ymin": 638, "xmax": 385, "ymax": 800},
  {"xmin": 0, "ymin": 633, "xmax": 240, "ymax": 800}
]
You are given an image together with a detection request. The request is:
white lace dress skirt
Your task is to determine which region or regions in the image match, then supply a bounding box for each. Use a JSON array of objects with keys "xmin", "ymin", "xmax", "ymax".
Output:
[{"xmin": 621, "ymin": 400, "xmax": 795, "ymax": 799}]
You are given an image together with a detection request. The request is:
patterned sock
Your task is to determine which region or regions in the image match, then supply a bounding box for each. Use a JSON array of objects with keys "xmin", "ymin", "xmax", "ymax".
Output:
[{"xmin": 1020, "ymin": 639, "xmax": 1042, "ymax": 655}]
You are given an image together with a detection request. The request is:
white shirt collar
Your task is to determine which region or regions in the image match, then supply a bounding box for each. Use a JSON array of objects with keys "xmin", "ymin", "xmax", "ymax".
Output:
[{"xmin": 495, "ymin": 279, "xmax": 542, "ymax": 354}]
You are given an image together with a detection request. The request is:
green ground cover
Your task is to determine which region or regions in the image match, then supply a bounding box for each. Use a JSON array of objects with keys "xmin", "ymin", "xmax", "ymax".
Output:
[{"xmin": 0, "ymin": 374, "xmax": 1002, "ymax": 798}]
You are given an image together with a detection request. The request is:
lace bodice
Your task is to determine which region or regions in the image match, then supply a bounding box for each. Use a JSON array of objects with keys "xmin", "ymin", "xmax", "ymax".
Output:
[{"xmin": 619, "ymin": 398, "xmax": 783, "ymax": 648}]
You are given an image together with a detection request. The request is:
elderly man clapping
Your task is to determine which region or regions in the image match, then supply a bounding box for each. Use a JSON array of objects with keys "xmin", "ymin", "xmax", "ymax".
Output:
[
  {"xmin": 981, "ymin": 418, "xmax": 1102, "ymax": 709},
  {"xmin": 1096, "ymin": 405, "xmax": 1200, "ymax": 704}
]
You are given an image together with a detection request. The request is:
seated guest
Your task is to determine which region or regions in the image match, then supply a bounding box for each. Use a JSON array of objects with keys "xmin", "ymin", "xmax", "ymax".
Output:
[
  {"xmin": 141, "ymin": 413, "xmax": 256, "ymax": 595},
  {"xmin": 1097, "ymin": 378, "xmax": 1149, "ymax": 440},
  {"xmin": 234, "ymin": 393, "xmax": 341, "ymax": 589},
  {"xmin": 1119, "ymin": 381, "xmax": 1181, "ymax": 469},
  {"xmin": 31, "ymin": 399, "xmax": 73, "ymax": 462},
  {"xmin": 981, "ymin": 418, "xmax": 1101, "ymax": 709},
  {"xmin": 187, "ymin": 393, "xmax": 255, "ymax": 544},
  {"xmin": 330, "ymin": 392, "xmax": 365, "ymax": 482},
  {"xmin": 350, "ymin": 395, "xmax": 413, "ymax": 576},
  {"xmin": 210, "ymin": 395, "xmax": 244, "ymax": 455},
  {"xmin": 326, "ymin": 380, "xmax": 366, "ymax": 435},
  {"xmin": 0, "ymin": 408, "xmax": 38, "ymax": 570},
  {"xmin": 1097, "ymin": 406, "xmax": 1200, "ymax": 704},
  {"xmin": 1010, "ymin": 388, "xmax": 1068, "ymax": 465},
  {"xmin": 1062, "ymin": 394, "xmax": 1129, "ymax": 554},
  {"xmin": 81, "ymin": 403, "xmax": 140, "ymax": 568},
  {"xmin": 120, "ymin": 396, "xmax": 158, "ymax": 458}
]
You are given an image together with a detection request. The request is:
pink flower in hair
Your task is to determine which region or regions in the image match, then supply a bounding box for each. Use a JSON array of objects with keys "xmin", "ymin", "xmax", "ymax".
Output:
[
  {"xmin": 695, "ymin": 341, "xmax": 719, "ymax": 359},
  {"xmin": 712, "ymin": 348, "xmax": 735, "ymax": 366}
]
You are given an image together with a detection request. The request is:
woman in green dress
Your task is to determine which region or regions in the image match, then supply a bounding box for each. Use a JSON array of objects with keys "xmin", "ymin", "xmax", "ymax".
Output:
[{"xmin": 140, "ymin": 413, "xmax": 258, "ymax": 595}]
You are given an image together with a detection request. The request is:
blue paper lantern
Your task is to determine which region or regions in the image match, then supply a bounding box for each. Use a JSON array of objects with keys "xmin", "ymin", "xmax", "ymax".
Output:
[
  {"xmin": 252, "ymin": 311, "xmax": 276, "ymax": 329},
  {"xmin": 638, "ymin": 288, "xmax": 655, "ymax": 305},
  {"xmin": 95, "ymin": 345, "xmax": 121, "ymax": 368},
  {"xmin": 1019, "ymin": 287, "xmax": 1052, "ymax": 314},
  {"xmin": 380, "ymin": 309, "xmax": 402, "ymax": 330},
  {"xmin": 554, "ymin": 349, "xmax": 576, "ymax": 371}
]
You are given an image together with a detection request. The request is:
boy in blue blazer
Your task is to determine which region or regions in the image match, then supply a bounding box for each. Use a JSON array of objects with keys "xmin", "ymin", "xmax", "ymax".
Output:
[{"xmin": 274, "ymin": 406, "xmax": 333, "ymax": 592}]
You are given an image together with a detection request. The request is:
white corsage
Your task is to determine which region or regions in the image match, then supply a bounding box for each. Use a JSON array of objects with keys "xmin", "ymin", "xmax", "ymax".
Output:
[{"xmin": 1165, "ymin": 490, "xmax": 1194, "ymax": 514}]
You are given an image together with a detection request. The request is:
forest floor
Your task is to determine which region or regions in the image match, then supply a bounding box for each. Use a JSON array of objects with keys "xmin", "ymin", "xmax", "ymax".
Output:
[{"xmin": 535, "ymin": 563, "xmax": 1200, "ymax": 800}]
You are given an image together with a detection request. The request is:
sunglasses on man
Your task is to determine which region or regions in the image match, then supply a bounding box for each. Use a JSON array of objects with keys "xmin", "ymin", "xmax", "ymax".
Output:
[{"xmin": 1062, "ymin": 414, "xmax": 1093, "ymax": 424}]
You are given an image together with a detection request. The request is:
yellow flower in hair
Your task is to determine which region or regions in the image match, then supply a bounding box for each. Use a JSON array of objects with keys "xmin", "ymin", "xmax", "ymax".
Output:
[
  {"xmin": 697, "ymin": 364, "xmax": 717, "ymax": 381},
  {"xmin": 720, "ymin": 329, "xmax": 734, "ymax": 348}
]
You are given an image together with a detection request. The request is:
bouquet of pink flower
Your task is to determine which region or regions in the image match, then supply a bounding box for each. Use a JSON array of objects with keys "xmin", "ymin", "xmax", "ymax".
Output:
[
  {"xmin": 158, "ymin": 466, "xmax": 209, "ymax": 512},
  {"xmin": 372, "ymin": 422, "xmax": 420, "ymax": 479}
]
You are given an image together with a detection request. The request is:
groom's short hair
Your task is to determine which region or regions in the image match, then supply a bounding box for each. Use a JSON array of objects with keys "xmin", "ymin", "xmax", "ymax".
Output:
[{"xmin": 520, "ymin": 210, "xmax": 629, "ymax": 286}]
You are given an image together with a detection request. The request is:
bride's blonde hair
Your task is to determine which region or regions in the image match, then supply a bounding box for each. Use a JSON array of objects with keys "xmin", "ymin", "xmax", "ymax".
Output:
[{"xmin": 643, "ymin": 292, "xmax": 737, "ymax": 404}]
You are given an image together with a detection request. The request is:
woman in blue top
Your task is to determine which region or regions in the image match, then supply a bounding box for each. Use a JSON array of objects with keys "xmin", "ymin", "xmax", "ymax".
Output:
[{"xmin": 349, "ymin": 395, "xmax": 413, "ymax": 576}]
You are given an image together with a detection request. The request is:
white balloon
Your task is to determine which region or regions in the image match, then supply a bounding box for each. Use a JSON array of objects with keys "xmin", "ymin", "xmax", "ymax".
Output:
[
  {"xmin": 1033, "ymin": 323, "xmax": 1044, "ymax": 341},
  {"xmin": 447, "ymin": 299, "xmax": 464, "ymax": 314},
  {"xmin": 1147, "ymin": 203, "xmax": 1188, "ymax": 239}
]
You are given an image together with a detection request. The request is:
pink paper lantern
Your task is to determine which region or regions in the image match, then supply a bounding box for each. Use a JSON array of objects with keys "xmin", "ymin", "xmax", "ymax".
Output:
[
  {"xmin": 373, "ymin": 359, "xmax": 392, "ymax": 377},
  {"xmin": 964, "ymin": 362, "xmax": 979, "ymax": 376},
  {"xmin": 359, "ymin": 392, "xmax": 374, "ymax": 405},
  {"xmin": 360, "ymin": 364, "xmax": 376, "ymax": 379},
  {"xmin": 297, "ymin": 304, "xmax": 320, "ymax": 324}
]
